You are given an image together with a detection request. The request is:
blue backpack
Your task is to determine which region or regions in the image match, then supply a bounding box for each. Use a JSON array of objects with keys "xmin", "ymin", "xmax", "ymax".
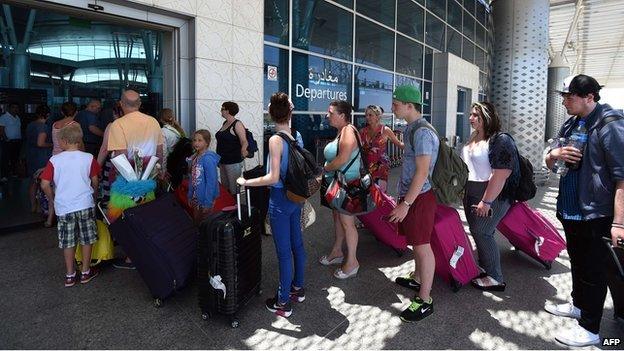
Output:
[{"xmin": 235, "ymin": 120, "xmax": 258, "ymax": 158}]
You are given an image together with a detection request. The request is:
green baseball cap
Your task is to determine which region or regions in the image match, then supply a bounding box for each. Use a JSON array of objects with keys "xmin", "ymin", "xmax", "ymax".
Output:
[{"xmin": 392, "ymin": 85, "xmax": 426, "ymax": 106}]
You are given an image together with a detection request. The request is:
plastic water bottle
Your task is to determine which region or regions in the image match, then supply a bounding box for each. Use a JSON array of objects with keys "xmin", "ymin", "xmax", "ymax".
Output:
[
  {"xmin": 552, "ymin": 137, "xmax": 568, "ymax": 176},
  {"xmin": 567, "ymin": 120, "xmax": 588, "ymax": 171}
]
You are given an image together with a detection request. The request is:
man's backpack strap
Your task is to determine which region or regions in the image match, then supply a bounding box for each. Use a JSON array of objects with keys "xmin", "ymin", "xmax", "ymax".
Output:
[{"xmin": 597, "ymin": 114, "xmax": 624, "ymax": 132}]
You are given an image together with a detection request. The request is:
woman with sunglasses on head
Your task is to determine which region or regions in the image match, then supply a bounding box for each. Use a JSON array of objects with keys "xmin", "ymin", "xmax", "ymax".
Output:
[
  {"xmin": 359, "ymin": 105, "xmax": 404, "ymax": 192},
  {"xmin": 461, "ymin": 101, "xmax": 519, "ymax": 292}
]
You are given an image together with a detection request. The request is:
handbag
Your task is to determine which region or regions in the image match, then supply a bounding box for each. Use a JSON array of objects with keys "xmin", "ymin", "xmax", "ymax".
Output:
[
  {"xmin": 75, "ymin": 220, "xmax": 115, "ymax": 267},
  {"xmin": 264, "ymin": 200, "xmax": 317, "ymax": 235},
  {"xmin": 324, "ymin": 126, "xmax": 379, "ymax": 216}
]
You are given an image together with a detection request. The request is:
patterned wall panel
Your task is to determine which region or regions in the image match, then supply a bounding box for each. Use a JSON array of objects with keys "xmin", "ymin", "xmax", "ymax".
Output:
[{"xmin": 490, "ymin": 0, "xmax": 549, "ymax": 168}]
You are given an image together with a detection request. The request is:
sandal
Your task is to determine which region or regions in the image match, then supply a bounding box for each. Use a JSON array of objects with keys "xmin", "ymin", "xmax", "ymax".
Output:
[
  {"xmin": 334, "ymin": 265, "xmax": 359, "ymax": 279},
  {"xmin": 471, "ymin": 276, "xmax": 506, "ymax": 292},
  {"xmin": 318, "ymin": 255, "xmax": 344, "ymax": 266}
]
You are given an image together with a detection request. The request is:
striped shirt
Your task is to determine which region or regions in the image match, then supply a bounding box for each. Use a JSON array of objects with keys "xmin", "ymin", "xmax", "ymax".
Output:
[{"xmin": 556, "ymin": 118, "xmax": 583, "ymax": 221}]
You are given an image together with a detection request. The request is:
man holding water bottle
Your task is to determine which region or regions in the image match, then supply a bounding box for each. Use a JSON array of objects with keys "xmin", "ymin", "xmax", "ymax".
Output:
[{"xmin": 544, "ymin": 74, "xmax": 624, "ymax": 347}]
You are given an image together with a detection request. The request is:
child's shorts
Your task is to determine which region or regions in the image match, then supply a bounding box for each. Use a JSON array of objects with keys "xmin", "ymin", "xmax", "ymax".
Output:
[{"xmin": 57, "ymin": 207, "xmax": 98, "ymax": 249}]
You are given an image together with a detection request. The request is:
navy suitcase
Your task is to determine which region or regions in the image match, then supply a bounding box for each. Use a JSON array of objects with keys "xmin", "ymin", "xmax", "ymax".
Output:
[
  {"xmin": 198, "ymin": 189, "xmax": 262, "ymax": 328},
  {"xmin": 109, "ymin": 193, "xmax": 198, "ymax": 307}
]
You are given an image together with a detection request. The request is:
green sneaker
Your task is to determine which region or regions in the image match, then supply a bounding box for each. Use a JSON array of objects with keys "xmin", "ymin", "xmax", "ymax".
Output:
[
  {"xmin": 395, "ymin": 272, "xmax": 421, "ymax": 291},
  {"xmin": 400, "ymin": 296, "xmax": 433, "ymax": 323}
]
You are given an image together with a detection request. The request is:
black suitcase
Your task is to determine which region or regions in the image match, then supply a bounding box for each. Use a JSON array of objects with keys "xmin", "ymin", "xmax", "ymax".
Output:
[
  {"xmin": 243, "ymin": 164, "xmax": 269, "ymax": 235},
  {"xmin": 198, "ymin": 189, "xmax": 262, "ymax": 328},
  {"xmin": 109, "ymin": 193, "xmax": 198, "ymax": 307}
]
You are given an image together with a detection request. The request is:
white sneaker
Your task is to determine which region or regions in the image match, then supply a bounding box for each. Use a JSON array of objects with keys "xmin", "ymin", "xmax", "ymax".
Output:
[
  {"xmin": 555, "ymin": 323, "xmax": 600, "ymax": 347},
  {"xmin": 544, "ymin": 301, "xmax": 581, "ymax": 319}
]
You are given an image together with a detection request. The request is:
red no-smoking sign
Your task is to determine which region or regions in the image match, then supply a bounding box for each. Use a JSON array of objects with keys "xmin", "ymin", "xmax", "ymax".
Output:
[{"xmin": 267, "ymin": 65, "xmax": 278, "ymax": 81}]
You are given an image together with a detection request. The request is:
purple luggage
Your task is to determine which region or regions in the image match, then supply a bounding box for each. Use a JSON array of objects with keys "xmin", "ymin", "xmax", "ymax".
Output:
[
  {"xmin": 497, "ymin": 202, "xmax": 566, "ymax": 269},
  {"xmin": 430, "ymin": 204, "xmax": 480, "ymax": 292},
  {"xmin": 109, "ymin": 193, "xmax": 198, "ymax": 306},
  {"xmin": 358, "ymin": 191, "xmax": 407, "ymax": 256}
]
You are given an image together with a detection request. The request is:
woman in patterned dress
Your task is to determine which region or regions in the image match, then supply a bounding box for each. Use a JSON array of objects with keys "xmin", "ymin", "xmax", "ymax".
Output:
[{"xmin": 359, "ymin": 105, "xmax": 404, "ymax": 192}]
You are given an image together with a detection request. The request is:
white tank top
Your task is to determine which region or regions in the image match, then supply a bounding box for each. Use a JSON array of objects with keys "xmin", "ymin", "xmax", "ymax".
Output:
[{"xmin": 462, "ymin": 140, "xmax": 492, "ymax": 182}]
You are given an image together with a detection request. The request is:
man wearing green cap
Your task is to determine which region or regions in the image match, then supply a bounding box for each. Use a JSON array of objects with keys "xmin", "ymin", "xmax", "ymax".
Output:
[{"xmin": 388, "ymin": 85, "xmax": 439, "ymax": 322}]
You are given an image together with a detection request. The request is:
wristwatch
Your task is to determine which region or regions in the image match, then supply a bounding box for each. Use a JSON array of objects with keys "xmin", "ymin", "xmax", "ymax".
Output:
[{"xmin": 403, "ymin": 200, "xmax": 413, "ymax": 207}]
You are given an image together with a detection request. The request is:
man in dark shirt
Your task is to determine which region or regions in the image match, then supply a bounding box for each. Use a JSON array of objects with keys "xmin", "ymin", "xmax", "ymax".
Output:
[
  {"xmin": 75, "ymin": 99, "xmax": 103, "ymax": 156},
  {"xmin": 544, "ymin": 74, "xmax": 624, "ymax": 347}
]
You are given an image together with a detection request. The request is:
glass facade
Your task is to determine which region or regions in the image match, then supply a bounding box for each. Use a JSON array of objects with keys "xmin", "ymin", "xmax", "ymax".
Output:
[{"xmin": 263, "ymin": 0, "xmax": 492, "ymax": 155}]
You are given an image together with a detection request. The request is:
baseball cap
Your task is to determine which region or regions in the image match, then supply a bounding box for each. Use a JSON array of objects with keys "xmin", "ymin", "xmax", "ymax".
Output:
[
  {"xmin": 392, "ymin": 85, "xmax": 427, "ymax": 106},
  {"xmin": 556, "ymin": 74, "xmax": 603, "ymax": 95}
]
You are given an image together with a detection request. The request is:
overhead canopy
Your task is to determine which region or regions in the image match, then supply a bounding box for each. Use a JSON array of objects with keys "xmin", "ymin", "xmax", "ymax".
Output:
[{"xmin": 549, "ymin": 0, "xmax": 624, "ymax": 88}]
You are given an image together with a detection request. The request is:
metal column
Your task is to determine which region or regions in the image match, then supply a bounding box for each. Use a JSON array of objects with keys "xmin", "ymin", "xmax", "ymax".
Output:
[{"xmin": 490, "ymin": 0, "xmax": 550, "ymax": 169}]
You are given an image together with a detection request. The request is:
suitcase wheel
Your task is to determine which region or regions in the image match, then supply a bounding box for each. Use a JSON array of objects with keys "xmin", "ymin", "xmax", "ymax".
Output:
[
  {"xmin": 153, "ymin": 298, "xmax": 163, "ymax": 308},
  {"xmin": 450, "ymin": 279, "xmax": 462, "ymax": 293},
  {"xmin": 201, "ymin": 312, "xmax": 211, "ymax": 321},
  {"xmin": 542, "ymin": 261, "xmax": 552, "ymax": 270},
  {"xmin": 230, "ymin": 317, "xmax": 240, "ymax": 328}
]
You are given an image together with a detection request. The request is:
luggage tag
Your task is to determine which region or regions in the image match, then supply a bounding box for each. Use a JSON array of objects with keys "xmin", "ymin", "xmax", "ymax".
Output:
[
  {"xmin": 526, "ymin": 227, "xmax": 545, "ymax": 257},
  {"xmin": 449, "ymin": 246, "xmax": 464, "ymax": 269},
  {"xmin": 209, "ymin": 274, "xmax": 227, "ymax": 299},
  {"xmin": 236, "ymin": 185, "xmax": 253, "ymax": 238}
]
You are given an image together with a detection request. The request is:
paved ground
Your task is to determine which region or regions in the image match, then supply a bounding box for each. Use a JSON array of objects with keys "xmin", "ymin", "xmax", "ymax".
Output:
[{"xmin": 1, "ymin": 169, "xmax": 622, "ymax": 349}]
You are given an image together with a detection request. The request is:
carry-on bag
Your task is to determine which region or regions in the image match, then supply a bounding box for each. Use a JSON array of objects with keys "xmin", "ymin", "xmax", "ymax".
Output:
[
  {"xmin": 108, "ymin": 193, "xmax": 198, "ymax": 307},
  {"xmin": 357, "ymin": 191, "xmax": 406, "ymax": 256},
  {"xmin": 430, "ymin": 204, "xmax": 480, "ymax": 292},
  {"xmin": 496, "ymin": 202, "xmax": 566, "ymax": 269},
  {"xmin": 243, "ymin": 162, "xmax": 269, "ymax": 235},
  {"xmin": 197, "ymin": 187, "xmax": 262, "ymax": 328}
]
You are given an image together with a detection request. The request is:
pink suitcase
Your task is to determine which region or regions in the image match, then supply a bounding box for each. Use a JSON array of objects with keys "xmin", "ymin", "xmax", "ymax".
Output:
[
  {"xmin": 431, "ymin": 204, "xmax": 480, "ymax": 292},
  {"xmin": 358, "ymin": 191, "xmax": 407, "ymax": 256},
  {"xmin": 497, "ymin": 202, "xmax": 566, "ymax": 269}
]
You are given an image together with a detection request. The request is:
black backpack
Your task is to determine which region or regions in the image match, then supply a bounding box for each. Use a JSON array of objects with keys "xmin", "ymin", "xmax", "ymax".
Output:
[
  {"xmin": 276, "ymin": 132, "xmax": 323, "ymax": 203},
  {"xmin": 495, "ymin": 133, "xmax": 536, "ymax": 202}
]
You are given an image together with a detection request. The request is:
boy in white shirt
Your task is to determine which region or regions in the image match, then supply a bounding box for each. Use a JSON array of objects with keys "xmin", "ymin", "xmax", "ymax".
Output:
[{"xmin": 40, "ymin": 123, "xmax": 101, "ymax": 287}]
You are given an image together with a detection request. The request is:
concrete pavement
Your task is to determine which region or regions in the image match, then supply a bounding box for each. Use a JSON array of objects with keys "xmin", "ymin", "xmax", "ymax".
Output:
[{"xmin": 0, "ymin": 169, "xmax": 622, "ymax": 349}]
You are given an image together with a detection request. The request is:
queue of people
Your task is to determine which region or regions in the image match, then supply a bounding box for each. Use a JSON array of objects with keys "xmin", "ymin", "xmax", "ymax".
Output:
[{"xmin": 17, "ymin": 73, "xmax": 623, "ymax": 347}]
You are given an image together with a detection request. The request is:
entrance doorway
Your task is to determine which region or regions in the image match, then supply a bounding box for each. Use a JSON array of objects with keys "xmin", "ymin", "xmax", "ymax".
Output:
[{"xmin": 0, "ymin": 0, "xmax": 180, "ymax": 232}]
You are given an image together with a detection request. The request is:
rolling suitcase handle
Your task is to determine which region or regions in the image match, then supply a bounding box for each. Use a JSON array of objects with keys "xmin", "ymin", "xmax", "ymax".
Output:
[
  {"xmin": 236, "ymin": 185, "xmax": 252, "ymax": 221},
  {"xmin": 603, "ymin": 237, "xmax": 624, "ymax": 281}
]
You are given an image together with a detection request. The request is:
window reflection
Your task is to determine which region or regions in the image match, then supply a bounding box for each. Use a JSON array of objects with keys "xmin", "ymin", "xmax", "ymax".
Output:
[
  {"xmin": 396, "ymin": 35, "xmax": 423, "ymax": 78},
  {"xmin": 446, "ymin": 27, "xmax": 462, "ymax": 58},
  {"xmin": 264, "ymin": 45, "xmax": 289, "ymax": 109},
  {"xmin": 355, "ymin": 17, "xmax": 395, "ymax": 71},
  {"xmin": 357, "ymin": 0, "xmax": 395, "ymax": 28},
  {"xmin": 397, "ymin": 0, "xmax": 424, "ymax": 42},
  {"xmin": 425, "ymin": 12, "xmax": 445, "ymax": 51},
  {"xmin": 427, "ymin": 0, "xmax": 446, "ymax": 21},
  {"xmin": 293, "ymin": 0, "xmax": 353, "ymax": 60},
  {"xmin": 264, "ymin": 0, "xmax": 289, "ymax": 44},
  {"xmin": 353, "ymin": 66, "xmax": 393, "ymax": 113},
  {"xmin": 463, "ymin": 9, "xmax": 475, "ymax": 41}
]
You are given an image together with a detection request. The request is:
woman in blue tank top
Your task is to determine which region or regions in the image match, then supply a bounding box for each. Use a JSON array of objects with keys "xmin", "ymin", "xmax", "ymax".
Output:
[
  {"xmin": 237, "ymin": 93, "xmax": 305, "ymax": 318},
  {"xmin": 318, "ymin": 100, "xmax": 362, "ymax": 280}
]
